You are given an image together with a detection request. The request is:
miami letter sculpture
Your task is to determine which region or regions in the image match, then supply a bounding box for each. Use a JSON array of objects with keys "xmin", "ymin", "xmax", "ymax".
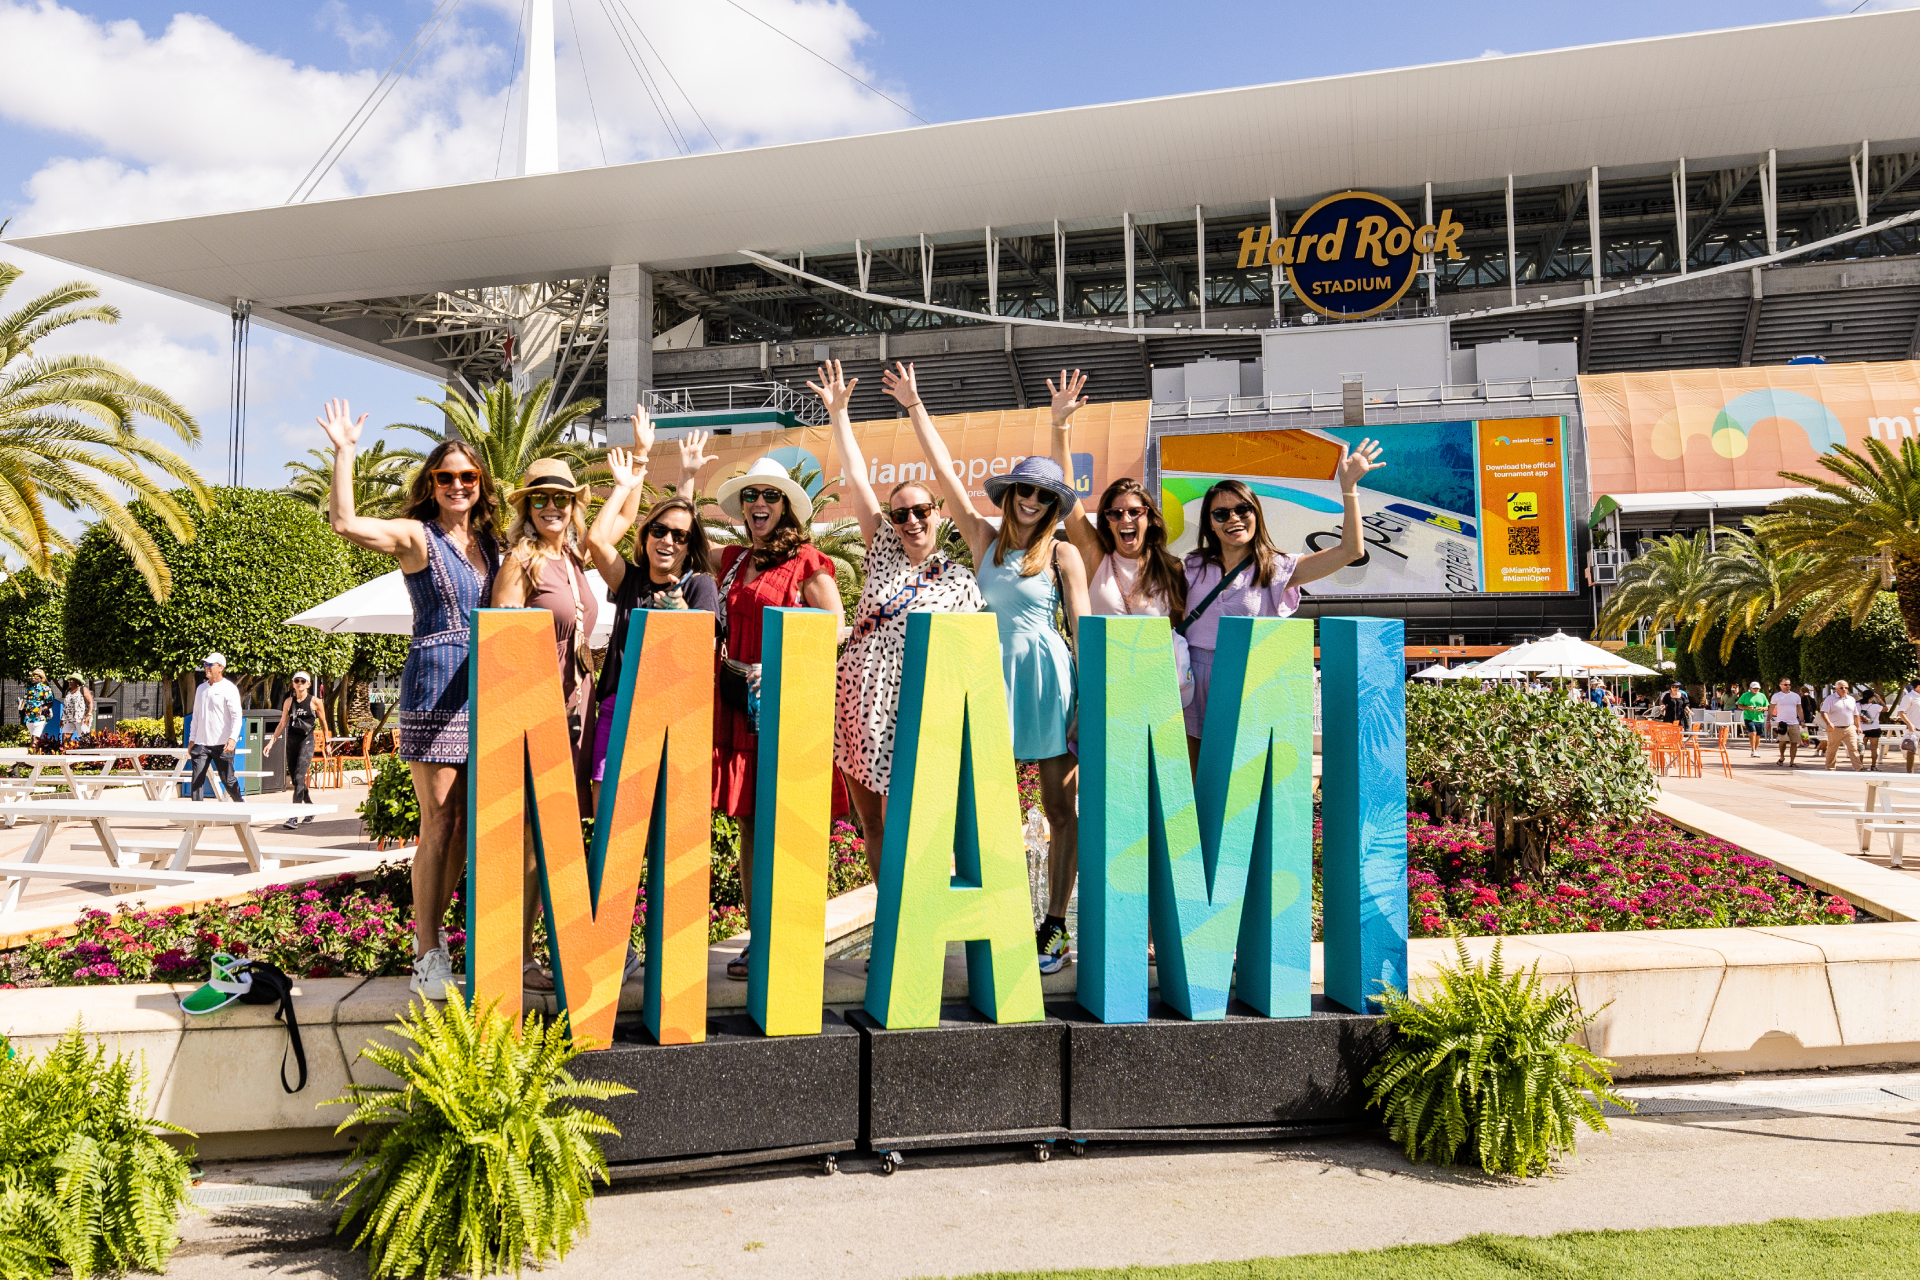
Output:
[{"xmin": 466, "ymin": 606, "xmax": 1407, "ymax": 1046}]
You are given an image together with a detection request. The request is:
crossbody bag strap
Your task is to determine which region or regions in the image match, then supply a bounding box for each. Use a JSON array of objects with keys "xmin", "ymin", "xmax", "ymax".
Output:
[
  {"xmin": 1173, "ymin": 555, "xmax": 1252, "ymax": 638},
  {"xmin": 718, "ymin": 547, "xmax": 749, "ymax": 663},
  {"xmin": 1050, "ymin": 542, "xmax": 1075, "ymax": 641},
  {"xmin": 563, "ymin": 553, "xmax": 592, "ymax": 678}
]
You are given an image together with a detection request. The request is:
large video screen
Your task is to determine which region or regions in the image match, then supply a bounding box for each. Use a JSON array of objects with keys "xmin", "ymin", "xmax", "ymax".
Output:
[{"xmin": 1157, "ymin": 418, "xmax": 1574, "ymax": 596}]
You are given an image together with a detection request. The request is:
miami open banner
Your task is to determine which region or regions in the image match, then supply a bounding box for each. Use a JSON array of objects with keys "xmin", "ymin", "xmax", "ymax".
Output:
[{"xmin": 1159, "ymin": 420, "xmax": 1574, "ymax": 596}]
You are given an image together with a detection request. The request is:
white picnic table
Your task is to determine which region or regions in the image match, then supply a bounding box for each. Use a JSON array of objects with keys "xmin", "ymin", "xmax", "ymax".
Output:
[
  {"xmin": 1790, "ymin": 780, "xmax": 1920, "ymax": 868},
  {"xmin": 0, "ymin": 797, "xmax": 341, "ymax": 913}
]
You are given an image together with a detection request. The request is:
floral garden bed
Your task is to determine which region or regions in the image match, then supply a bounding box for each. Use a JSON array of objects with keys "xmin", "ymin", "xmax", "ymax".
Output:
[{"xmin": 1399, "ymin": 813, "xmax": 1855, "ymax": 938}]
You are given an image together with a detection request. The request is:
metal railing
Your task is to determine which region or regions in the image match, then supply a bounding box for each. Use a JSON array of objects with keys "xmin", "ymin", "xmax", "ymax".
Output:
[
  {"xmin": 643, "ymin": 382, "xmax": 828, "ymax": 426},
  {"xmin": 1148, "ymin": 378, "xmax": 1581, "ymax": 419}
]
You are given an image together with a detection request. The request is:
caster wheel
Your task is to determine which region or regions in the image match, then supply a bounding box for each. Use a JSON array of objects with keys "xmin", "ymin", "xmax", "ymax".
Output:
[
  {"xmin": 880, "ymin": 1151, "xmax": 903, "ymax": 1175},
  {"xmin": 822, "ymin": 1153, "xmax": 838, "ymax": 1175},
  {"xmin": 1070, "ymin": 1140, "xmax": 1087, "ymax": 1157},
  {"xmin": 1034, "ymin": 1142, "xmax": 1052, "ymax": 1163}
]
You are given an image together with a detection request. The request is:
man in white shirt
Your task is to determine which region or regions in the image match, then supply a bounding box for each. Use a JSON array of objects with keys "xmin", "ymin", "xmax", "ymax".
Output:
[
  {"xmin": 1896, "ymin": 680, "xmax": 1920, "ymax": 774},
  {"xmin": 1821, "ymin": 679, "xmax": 1864, "ymax": 772},
  {"xmin": 1770, "ymin": 677, "xmax": 1805, "ymax": 768},
  {"xmin": 189, "ymin": 652, "xmax": 244, "ymax": 801}
]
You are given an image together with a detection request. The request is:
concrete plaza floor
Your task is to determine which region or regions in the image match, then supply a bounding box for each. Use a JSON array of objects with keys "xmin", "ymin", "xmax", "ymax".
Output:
[{"xmin": 172, "ymin": 1069, "xmax": 1920, "ymax": 1279}]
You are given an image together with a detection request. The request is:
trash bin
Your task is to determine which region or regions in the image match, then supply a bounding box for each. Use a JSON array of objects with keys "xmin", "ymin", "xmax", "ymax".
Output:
[{"xmin": 245, "ymin": 711, "xmax": 285, "ymax": 796}]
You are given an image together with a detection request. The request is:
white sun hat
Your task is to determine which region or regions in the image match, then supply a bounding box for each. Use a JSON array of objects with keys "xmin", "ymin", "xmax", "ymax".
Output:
[{"xmin": 715, "ymin": 456, "xmax": 814, "ymax": 520}]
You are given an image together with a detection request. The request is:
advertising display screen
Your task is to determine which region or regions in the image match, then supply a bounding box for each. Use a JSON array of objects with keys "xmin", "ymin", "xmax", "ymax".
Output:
[{"xmin": 1158, "ymin": 418, "xmax": 1574, "ymax": 596}]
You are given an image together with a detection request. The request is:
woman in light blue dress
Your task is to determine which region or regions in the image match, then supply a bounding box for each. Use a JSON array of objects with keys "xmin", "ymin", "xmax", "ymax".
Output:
[{"xmin": 886, "ymin": 362, "xmax": 1089, "ymax": 976}]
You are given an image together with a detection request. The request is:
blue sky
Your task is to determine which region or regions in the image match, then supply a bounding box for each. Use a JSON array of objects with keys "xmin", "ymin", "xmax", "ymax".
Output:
[{"xmin": 0, "ymin": 0, "xmax": 1893, "ymax": 502}]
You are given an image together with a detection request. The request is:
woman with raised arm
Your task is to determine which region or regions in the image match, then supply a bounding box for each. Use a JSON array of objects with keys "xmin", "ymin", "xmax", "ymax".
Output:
[
  {"xmin": 814, "ymin": 361, "xmax": 984, "ymax": 882},
  {"xmin": 584, "ymin": 412, "xmax": 722, "ymax": 796},
  {"xmin": 1180, "ymin": 443, "xmax": 1386, "ymax": 762},
  {"xmin": 883, "ymin": 360, "xmax": 1088, "ymax": 977},
  {"xmin": 317, "ymin": 398, "xmax": 499, "ymax": 1001},
  {"xmin": 1048, "ymin": 368, "xmax": 1188, "ymax": 623},
  {"xmin": 712, "ymin": 446, "xmax": 845, "ymax": 980}
]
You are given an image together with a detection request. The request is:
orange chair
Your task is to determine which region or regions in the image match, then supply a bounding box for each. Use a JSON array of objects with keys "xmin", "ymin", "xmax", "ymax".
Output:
[
  {"xmin": 1697, "ymin": 722, "xmax": 1734, "ymax": 778},
  {"xmin": 1648, "ymin": 721, "xmax": 1691, "ymax": 776}
]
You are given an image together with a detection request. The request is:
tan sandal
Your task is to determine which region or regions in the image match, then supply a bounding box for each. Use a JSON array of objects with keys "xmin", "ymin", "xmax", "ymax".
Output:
[{"xmin": 522, "ymin": 962, "xmax": 554, "ymax": 992}]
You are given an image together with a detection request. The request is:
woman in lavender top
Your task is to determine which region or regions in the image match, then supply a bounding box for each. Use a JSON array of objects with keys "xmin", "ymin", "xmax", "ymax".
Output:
[{"xmin": 1180, "ymin": 441, "xmax": 1385, "ymax": 759}]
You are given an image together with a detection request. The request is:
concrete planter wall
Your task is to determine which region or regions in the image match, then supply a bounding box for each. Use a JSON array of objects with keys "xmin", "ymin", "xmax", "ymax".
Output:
[{"xmin": 8, "ymin": 921, "xmax": 1918, "ymax": 1158}]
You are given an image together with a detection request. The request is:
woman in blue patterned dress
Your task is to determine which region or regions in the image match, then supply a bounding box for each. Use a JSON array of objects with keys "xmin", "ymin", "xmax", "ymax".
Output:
[
  {"xmin": 319, "ymin": 398, "xmax": 500, "ymax": 1000},
  {"xmin": 885, "ymin": 362, "xmax": 1089, "ymax": 977}
]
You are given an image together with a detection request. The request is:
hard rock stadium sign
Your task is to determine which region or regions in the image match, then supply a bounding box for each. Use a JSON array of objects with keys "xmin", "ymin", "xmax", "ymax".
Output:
[{"xmin": 1238, "ymin": 191, "xmax": 1468, "ymax": 320}]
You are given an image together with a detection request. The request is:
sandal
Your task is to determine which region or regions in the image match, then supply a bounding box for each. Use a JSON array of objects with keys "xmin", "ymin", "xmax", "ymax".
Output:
[
  {"xmin": 522, "ymin": 962, "xmax": 555, "ymax": 992},
  {"xmin": 726, "ymin": 947, "xmax": 750, "ymax": 981}
]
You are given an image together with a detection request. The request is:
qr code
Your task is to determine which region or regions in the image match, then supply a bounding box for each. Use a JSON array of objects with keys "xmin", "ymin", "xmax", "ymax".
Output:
[{"xmin": 1507, "ymin": 525, "xmax": 1541, "ymax": 556}]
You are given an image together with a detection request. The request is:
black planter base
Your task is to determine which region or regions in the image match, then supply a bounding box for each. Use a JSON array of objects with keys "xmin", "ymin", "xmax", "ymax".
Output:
[
  {"xmin": 1055, "ymin": 996, "xmax": 1391, "ymax": 1132},
  {"xmin": 579, "ymin": 1011, "xmax": 860, "ymax": 1169},
  {"xmin": 846, "ymin": 1004, "xmax": 1067, "ymax": 1152}
]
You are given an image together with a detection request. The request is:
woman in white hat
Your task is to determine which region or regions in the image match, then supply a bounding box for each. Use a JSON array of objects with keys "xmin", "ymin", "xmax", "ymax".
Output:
[
  {"xmin": 706, "ymin": 445, "xmax": 844, "ymax": 979},
  {"xmin": 263, "ymin": 672, "xmax": 330, "ymax": 828},
  {"xmin": 883, "ymin": 360, "xmax": 1088, "ymax": 977},
  {"xmin": 811, "ymin": 361, "xmax": 984, "ymax": 882},
  {"xmin": 492, "ymin": 456, "xmax": 601, "ymax": 993}
]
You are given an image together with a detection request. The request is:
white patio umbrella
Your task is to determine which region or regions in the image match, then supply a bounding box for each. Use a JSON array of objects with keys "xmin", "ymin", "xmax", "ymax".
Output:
[
  {"xmin": 1410, "ymin": 664, "xmax": 1454, "ymax": 680},
  {"xmin": 287, "ymin": 569, "xmax": 615, "ymax": 647},
  {"xmin": 1474, "ymin": 631, "xmax": 1654, "ymax": 678}
]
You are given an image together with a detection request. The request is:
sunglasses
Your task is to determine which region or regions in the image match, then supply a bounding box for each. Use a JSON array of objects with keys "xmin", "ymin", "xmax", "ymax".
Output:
[
  {"xmin": 737, "ymin": 487, "xmax": 786, "ymax": 506},
  {"xmin": 432, "ymin": 468, "xmax": 482, "ymax": 488},
  {"xmin": 646, "ymin": 524, "xmax": 691, "ymax": 545},
  {"xmin": 526, "ymin": 492, "xmax": 574, "ymax": 511},
  {"xmin": 887, "ymin": 503, "xmax": 936, "ymax": 526},
  {"xmin": 1011, "ymin": 482, "xmax": 1059, "ymax": 504},
  {"xmin": 1209, "ymin": 502, "xmax": 1258, "ymax": 524},
  {"xmin": 1103, "ymin": 506, "xmax": 1148, "ymax": 523}
]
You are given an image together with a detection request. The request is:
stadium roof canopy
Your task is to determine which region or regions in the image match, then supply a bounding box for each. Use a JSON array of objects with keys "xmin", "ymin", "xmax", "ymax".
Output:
[{"xmin": 11, "ymin": 10, "xmax": 1920, "ymax": 312}]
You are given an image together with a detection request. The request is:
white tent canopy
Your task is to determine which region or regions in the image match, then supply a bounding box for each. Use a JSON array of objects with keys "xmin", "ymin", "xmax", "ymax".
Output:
[
  {"xmin": 1474, "ymin": 632, "xmax": 1656, "ymax": 678},
  {"xmin": 287, "ymin": 569, "xmax": 615, "ymax": 648}
]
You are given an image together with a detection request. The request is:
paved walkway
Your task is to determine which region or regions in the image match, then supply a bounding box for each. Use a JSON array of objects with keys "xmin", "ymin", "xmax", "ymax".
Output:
[
  {"xmin": 1660, "ymin": 750, "xmax": 1920, "ymax": 875},
  {"xmin": 171, "ymin": 1068, "xmax": 1920, "ymax": 1279}
]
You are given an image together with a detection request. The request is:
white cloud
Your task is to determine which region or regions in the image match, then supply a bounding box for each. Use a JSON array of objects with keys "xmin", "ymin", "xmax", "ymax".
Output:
[
  {"xmin": 1478, "ymin": 48, "xmax": 1505, "ymax": 58},
  {"xmin": 0, "ymin": 0, "xmax": 913, "ymax": 509}
]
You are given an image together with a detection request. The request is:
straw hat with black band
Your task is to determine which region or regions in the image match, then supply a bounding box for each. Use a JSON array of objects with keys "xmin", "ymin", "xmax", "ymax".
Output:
[
  {"xmin": 983, "ymin": 455, "xmax": 1078, "ymax": 514},
  {"xmin": 715, "ymin": 456, "xmax": 814, "ymax": 520},
  {"xmin": 506, "ymin": 457, "xmax": 589, "ymax": 504}
]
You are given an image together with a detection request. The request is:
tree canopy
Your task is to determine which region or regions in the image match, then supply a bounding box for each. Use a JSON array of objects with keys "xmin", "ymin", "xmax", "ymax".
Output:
[
  {"xmin": 0, "ymin": 570, "xmax": 67, "ymax": 681},
  {"xmin": 64, "ymin": 487, "xmax": 355, "ymax": 682}
]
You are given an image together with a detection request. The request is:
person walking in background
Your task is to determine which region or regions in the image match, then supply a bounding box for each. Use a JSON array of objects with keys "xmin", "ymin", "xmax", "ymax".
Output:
[
  {"xmin": 889, "ymin": 359, "xmax": 1088, "ymax": 976},
  {"xmin": 18, "ymin": 669, "xmax": 52, "ymax": 742},
  {"xmin": 1736, "ymin": 681, "xmax": 1768, "ymax": 756},
  {"xmin": 318, "ymin": 397, "xmax": 500, "ymax": 1002},
  {"xmin": 264, "ymin": 672, "xmax": 328, "ymax": 826},
  {"xmin": 1896, "ymin": 679, "xmax": 1920, "ymax": 774},
  {"xmin": 812, "ymin": 361, "xmax": 984, "ymax": 884},
  {"xmin": 1859, "ymin": 686, "xmax": 1888, "ymax": 772},
  {"xmin": 189, "ymin": 653, "xmax": 243, "ymax": 801},
  {"xmin": 1821, "ymin": 679, "xmax": 1864, "ymax": 772},
  {"xmin": 1659, "ymin": 681, "xmax": 1690, "ymax": 725},
  {"xmin": 584, "ymin": 415, "xmax": 719, "ymax": 800},
  {"xmin": 709, "ymin": 449, "xmax": 844, "ymax": 981},
  {"xmin": 62, "ymin": 678, "xmax": 93, "ymax": 741},
  {"xmin": 1770, "ymin": 677, "xmax": 1805, "ymax": 767}
]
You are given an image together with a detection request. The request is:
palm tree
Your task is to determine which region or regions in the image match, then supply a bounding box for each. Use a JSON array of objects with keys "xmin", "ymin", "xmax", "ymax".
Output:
[
  {"xmin": 1596, "ymin": 531, "xmax": 1713, "ymax": 646},
  {"xmin": 1689, "ymin": 528, "xmax": 1820, "ymax": 660},
  {"xmin": 284, "ymin": 438, "xmax": 411, "ymax": 519},
  {"xmin": 0, "ymin": 262, "xmax": 206, "ymax": 599},
  {"xmin": 390, "ymin": 378, "xmax": 602, "ymax": 529},
  {"xmin": 1761, "ymin": 437, "xmax": 1920, "ymax": 643}
]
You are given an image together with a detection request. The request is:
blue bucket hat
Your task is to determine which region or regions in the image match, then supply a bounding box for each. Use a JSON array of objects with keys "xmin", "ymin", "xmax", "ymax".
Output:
[{"xmin": 983, "ymin": 455, "xmax": 1077, "ymax": 512}]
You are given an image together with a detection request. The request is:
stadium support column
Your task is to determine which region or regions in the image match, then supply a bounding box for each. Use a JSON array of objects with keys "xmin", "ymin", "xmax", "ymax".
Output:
[
  {"xmin": 1673, "ymin": 159, "xmax": 1688, "ymax": 275},
  {"xmin": 606, "ymin": 264, "xmax": 652, "ymax": 447},
  {"xmin": 1124, "ymin": 211, "xmax": 1136, "ymax": 329},
  {"xmin": 1504, "ymin": 175, "xmax": 1517, "ymax": 307}
]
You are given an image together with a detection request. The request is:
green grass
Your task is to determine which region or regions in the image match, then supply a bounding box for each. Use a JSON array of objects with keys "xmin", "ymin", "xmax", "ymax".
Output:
[{"xmin": 951, "ymin": 1213, "xmax": 1920, "ymax": 1279}]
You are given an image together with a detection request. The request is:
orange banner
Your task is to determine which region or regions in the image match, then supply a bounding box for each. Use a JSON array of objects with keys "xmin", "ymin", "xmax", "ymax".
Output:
[
  {"xmin": 1578, "ymin": 361, "xmax": 1920, "ymax": 495},
  {"xmin": 1476, "ymin": 418, "xmax": 1572, "ymax": 593},
  {"xmin": 685, "ymin": 401, "xmax": 1151, "ymax": 516}
]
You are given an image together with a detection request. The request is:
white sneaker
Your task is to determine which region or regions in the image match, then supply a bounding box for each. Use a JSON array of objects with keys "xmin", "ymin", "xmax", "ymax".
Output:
[{"xmin": 409, "ymin": 947, "xmax": 459, "ymax": 1001}]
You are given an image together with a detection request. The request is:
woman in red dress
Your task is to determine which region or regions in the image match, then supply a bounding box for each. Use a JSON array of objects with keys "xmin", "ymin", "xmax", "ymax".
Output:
[{"xmin": 708, "ymin": 456, "xmax": 844, "ymax": 978}]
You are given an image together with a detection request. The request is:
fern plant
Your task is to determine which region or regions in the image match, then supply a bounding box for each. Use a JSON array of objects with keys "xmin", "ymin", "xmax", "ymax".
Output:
[
  {"xmin": 328, "ymin": 998, "xmax": 634, "ymax": 1279},
  {"xmin": 1365, "ymin": 937, "xmax": 1628, "ymax": 1178},
  {"xmin": 0, "ymin": 1025, "xmax": 195, "ymax": 1280}
]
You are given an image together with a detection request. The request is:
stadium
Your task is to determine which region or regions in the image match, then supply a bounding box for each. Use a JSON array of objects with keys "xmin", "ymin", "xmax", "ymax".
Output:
[{"xmin": 14, "ymin": 7, "xmax": 1920, "ymax": 651}]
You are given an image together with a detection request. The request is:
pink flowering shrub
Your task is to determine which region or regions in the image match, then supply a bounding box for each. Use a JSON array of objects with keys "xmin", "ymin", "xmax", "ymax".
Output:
[{"xmin": 1399, "ymin": 813, "xmax": 1854, "ymax": 938}]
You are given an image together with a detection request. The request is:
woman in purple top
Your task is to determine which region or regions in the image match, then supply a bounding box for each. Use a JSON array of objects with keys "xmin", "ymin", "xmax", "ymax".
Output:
[{"xmin": 1180, "ymin": 442, "xmax": 1386, "ymax": 759}]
